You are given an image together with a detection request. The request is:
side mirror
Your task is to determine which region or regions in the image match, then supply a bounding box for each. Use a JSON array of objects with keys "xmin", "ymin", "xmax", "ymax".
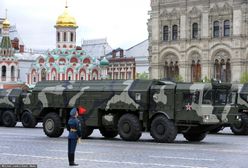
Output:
[{"xmin": 193, "ymin": 91, "xmax": 200, "ymax": 104}]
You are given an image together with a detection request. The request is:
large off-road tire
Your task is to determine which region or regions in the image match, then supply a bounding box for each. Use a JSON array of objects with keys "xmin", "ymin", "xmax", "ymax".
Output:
[
  {"xmin": 99, "ymin": 128, "xmax": 118, "ymax": 138},
  {"xmin": 0, "ymin": 115, "xmax": 3, "ymax": 126},
  {"xmin": 43, "ymin": 113, "xmax": 64, "ymax": 138},
  {"xmin": 118, "ymin": 114, "xmax": 142, "ymax": 141},
  {"xmin": 150, "ymin": 115, "xmax": 177, "ymax": 143},
  {"xmin": 21, "ymin": 111, "xmax": 37, "ymax": 128},
  {"xmin": 2, "ymin": 111, "xmax": 17, "ymax": 127},
  {"xmin": 80, "ymin": 119, "xmax": 94, "ymax": 139},
  {"xmin": 230, "ymin": 113, "xmax": 248, "ymax": 135},
  {"xmin": 209, "ymin": 126, "xmax": 224, "ymax": 134},
  {"xmin": 183, "ymin": 132, "xmax": 207, "ymax": 142}
]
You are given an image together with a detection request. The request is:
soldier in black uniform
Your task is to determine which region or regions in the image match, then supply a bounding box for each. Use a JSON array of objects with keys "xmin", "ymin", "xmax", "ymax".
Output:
[{"xmin": 68, "ymin": 108, "xmax": 81, "ymax": 166}]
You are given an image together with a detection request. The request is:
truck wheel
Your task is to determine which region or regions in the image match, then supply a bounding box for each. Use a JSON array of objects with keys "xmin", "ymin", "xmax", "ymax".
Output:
[
  {"xmin": 183, "ymin": 132, "xmax": 207, "ymax": 142},
  {"xmin": 150, "ymin": 115, "xmax": 177, "ymax": 143},
  {"xmin": 43, "ymin": 113, "xmax": 64, "ymax": 138},
  {"xmin": 118, "ymin": 114, "xmax": 142, "ymax": 141},
  {"xmin": 21, "ymin": 111, "xmax": 37, "ymax": 128},
  {"xmin": 99, "ymin": 128, "xmax": 118, "ymax": 138},
  {"xmin": 0, "ymin": 115, "xmax": 3, "ymax": 126},
  {"xmin": 2, "ymin": 111, "xmax": 17, "ymax": 127},
  {"xmin": 230, "ymin": 113, "xmax": 248, "ymax": 135},
  {"xmin": 80, "ymin": 119, "xmax": 94, "ymax": 139}
]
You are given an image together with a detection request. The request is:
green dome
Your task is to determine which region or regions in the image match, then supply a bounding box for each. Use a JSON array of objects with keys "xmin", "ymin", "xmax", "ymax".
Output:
[{"xmin": 100, "ymin": 57, "xmax": 109, "ymax": 66}]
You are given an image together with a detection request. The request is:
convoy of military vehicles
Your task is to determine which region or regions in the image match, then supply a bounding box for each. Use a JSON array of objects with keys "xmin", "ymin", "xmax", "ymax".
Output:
[{"xmin": 0, "ymin": 79, "xmax": 247, "ymax": 143}]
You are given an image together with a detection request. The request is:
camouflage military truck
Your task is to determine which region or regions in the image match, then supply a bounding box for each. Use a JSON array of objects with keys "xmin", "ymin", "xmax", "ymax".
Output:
[
  {"xmin": 229, "ymin": 83, "xmax": 248, "ymax": 135},
  {"xmin": 0, "ymin": 88, "xmax": 37, "ymax": 128},
  {"xmin": 22, "ymin": 79, "xmax": 241, "ymax": 143}
]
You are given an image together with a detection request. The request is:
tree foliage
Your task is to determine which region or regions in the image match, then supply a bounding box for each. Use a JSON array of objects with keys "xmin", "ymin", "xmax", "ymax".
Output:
[
  {"xmin": 240, "ymin": 72, "xmax": 248, "ymax": 84},
  {"xmin": 175, "ymin": 75, "xmax": 184, "ymax": 82},
  {"xmin": 136, "ymin": 72, "xmax": 149, "ymax": 80}
]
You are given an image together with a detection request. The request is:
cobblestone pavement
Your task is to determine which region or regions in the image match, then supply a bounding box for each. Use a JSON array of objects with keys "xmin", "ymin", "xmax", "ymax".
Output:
[{"xmin": 0, "ymin": 123, "xmax": 247, "ymax": 168}]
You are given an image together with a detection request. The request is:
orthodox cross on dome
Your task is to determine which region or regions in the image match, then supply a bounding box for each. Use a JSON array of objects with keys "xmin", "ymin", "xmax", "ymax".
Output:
[
  {"xmin": 5, "ymin": 9, "xmax": 8, "ymax": 18},
  {"xmin": 65, "ymin": 0, "xmax": 68, "ymax": 8}
]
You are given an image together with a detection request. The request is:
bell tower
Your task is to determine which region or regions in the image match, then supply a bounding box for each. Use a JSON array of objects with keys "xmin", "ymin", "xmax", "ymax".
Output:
[
  {"xmin": 0, "ymin": 9, "xmax": 19, "ymax": 82},
  {"xmin": 54, "ymin": 1, "xmax": 78, "ymax": 49}
]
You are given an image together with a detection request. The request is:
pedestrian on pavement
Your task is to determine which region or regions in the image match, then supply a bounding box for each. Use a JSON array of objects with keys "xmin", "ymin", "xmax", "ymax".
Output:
[{"xmin": 68, "ymin": 107, "xmax": 81, "ymax": 166}]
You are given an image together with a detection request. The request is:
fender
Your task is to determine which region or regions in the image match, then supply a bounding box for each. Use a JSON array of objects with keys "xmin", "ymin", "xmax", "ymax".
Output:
[
  {"xmin": 149, "ymin": 111, "xmax": 172, "ymax": 120},
  {"xmin": 21, "ymin": 108, "xmax": 33, "ymax": 116}
]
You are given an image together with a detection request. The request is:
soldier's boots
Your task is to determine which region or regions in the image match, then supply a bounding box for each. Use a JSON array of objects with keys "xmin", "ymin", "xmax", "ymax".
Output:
[{"xmin": 69, "ymin": 153, "xmax": 79, "ymax": 166}]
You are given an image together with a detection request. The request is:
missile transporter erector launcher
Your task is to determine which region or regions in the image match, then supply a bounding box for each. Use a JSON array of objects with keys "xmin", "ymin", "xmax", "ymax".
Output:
[
  {"xmin": 0, "ymin": 88, "xmax": 37, "ymax": 128},
  {"xmin": 22, "ymin": 80, "xmax": 241, "ymax": 142},
  {"xmin": 229, "ymin": 83, "xmax": 248, "ymax": 135}
]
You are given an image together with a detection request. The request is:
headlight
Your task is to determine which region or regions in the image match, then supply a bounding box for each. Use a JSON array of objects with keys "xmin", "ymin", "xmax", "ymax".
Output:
[
  {"xmin": 203, "ymin": 115, "xmax": 210, "ymax": 120},
  {"xmin": 236, "ymin": 115, "xmax": 241, "ymax": 121},
  {"xmin": 203, "ymin": 115, "xmax": 210, "ymax": 122}
]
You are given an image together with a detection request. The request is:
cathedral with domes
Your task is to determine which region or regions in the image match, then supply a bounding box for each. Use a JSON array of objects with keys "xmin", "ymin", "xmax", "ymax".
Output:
[{"xmin": 27, "ymin": 4, "xmax": 109, "ymax": 85}]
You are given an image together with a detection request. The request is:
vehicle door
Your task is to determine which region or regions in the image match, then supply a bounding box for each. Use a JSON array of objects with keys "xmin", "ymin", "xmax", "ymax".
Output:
[{"xmin": 212, "ymin": 89, "xmax": 237, "ymax": 123}]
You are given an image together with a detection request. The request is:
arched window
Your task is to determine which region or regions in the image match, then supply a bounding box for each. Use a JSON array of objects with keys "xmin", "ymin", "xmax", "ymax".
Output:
[
  {"xmin": 164, "ymin": 60, "xmax": 179, "ymax": 80},
  {"xmin": 192, "ymin": 23, "xmax": 198, "ymax": 39},
  {"xmin": 70, "ymin": 32, "xmax": 74, "ymax": 42},
  {"xmin": 191, "ymin": 60, "xmax": 201, "ymax": 82},
  {"xmin": 57, "ymin": 32, "xmax": 60, "ymax": 42},
  {"xmin": 41, "ymin": 68, "xmax": 46, "ymax": 81},
  {"xmin": 172, "ymin": 25, "xmax": 178, "ymax": 40},
  {"xmin": 163, "ymin": 26, "xmax": 169, "ymax": 41},
  {"xmin": 226, "ymin": 59, "xmax": 231, "ymax": 82},
  {"xmin": 214, "ymin": 58, "xmax": 231, "ymax": 82},
  {"xmin": 64, "ymin": 32, "xmax": 67, "ymax": 42},
  {"xmin": 2, "ymin": 66, "xmax": 6, "ymax": 81},
  {"xmin": 2, "ymin": 66, "xmax": 6, "ymax": 77},
  {"xmin": 224, "ymin": 20, "xmax": 230, "ymax": 37},
  {"xmin": 213, "ymin": 21, "xmax": 219, "ymax": 38},
  {"xmin": 11, "ymin": 66, "xmax": 15, "ymax": 79}
]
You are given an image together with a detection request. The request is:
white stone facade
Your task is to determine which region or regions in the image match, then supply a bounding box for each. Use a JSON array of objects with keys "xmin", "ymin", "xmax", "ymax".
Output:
[
  {"xmin": 148, "ymin": 0, "xmax": 248, "ymax": 82},
  {"xmin": 55, "ymin": 27, "xmax": 77, "ymax": 49}
]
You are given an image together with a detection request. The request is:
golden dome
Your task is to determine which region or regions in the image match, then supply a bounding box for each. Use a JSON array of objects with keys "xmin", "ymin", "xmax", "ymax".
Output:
[
  {"xmin": 56, "ymin": 7, "xmax": 77, "ymax": 28},
  {"xmin": 3, "ymin": 18, "xmax": 10, "ymax": 28}
]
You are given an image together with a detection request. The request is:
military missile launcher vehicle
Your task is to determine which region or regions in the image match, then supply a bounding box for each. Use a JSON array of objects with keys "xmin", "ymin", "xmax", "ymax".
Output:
[
  {"xmin": 229, "ymin": 83, "xmax": 248, "ymax": 135},
  {"xmin": 0, "ymin": 88, "xmax": 37, "ymax": 128},
  {"xmin": 20, "ymin": 79, "xmax": 241, "ymax": 143}
]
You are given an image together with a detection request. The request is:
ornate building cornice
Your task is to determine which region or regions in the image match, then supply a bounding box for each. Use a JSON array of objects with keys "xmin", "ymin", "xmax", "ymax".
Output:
[{"xmin": 188, "ymin": 7, "xmax": 201, "ymax": 18}]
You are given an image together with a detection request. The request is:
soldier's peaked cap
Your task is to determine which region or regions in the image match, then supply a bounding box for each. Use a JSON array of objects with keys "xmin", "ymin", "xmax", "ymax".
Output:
[{"xmin": 70, "ymin": 108, "xmax": 77, "ymax": 116}]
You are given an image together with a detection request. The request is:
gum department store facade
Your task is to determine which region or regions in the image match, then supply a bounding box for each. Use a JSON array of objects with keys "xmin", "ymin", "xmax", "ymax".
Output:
[{"xmin": 148, "ymin": 0, "xmax": 248, "ymax": 82}]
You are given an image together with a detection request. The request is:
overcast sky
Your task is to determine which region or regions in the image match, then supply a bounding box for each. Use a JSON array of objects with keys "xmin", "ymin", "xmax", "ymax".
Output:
[{"xmin": 0, "ymin": 0, "xmax": 150, "ymax": 50}]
